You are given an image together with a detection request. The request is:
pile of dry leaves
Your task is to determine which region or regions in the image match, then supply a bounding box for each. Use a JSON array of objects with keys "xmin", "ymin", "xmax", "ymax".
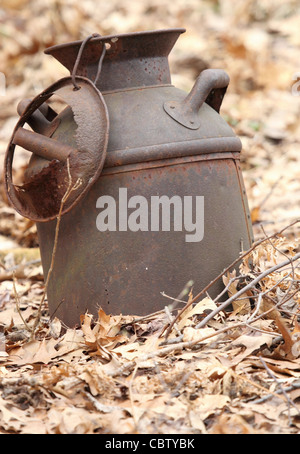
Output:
[
  {"xmin": 0, "ymin": 0, "xmax": 300, "ymax": 435},
  {"xmin": 0, "ymin": 226, "xmax": 299, "ymax": 434}
]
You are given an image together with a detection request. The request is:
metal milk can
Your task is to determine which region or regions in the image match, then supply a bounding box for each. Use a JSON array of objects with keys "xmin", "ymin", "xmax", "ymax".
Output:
[{"xmin": 5, "ymin": 29, "xmax": 253, "ymax": 326}]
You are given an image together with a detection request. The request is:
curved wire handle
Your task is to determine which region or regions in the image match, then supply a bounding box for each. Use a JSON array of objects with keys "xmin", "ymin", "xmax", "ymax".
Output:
[{"xmin": 71, "ymin": 33, "xmax": 107, "ymax": 90}]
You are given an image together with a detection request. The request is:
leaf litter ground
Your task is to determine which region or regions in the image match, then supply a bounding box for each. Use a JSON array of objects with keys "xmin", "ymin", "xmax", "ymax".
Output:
[
  {"xmin": 0, "ymin": 0, "xmax": 300, "ymax": 435},
  {"xmin": 0, "ymin": 230, "xmax": 299, "ymax": 434}
]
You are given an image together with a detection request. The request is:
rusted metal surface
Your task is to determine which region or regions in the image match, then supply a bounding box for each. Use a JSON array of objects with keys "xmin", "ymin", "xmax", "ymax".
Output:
[
  {"xmin": 13, "ymin": 127, "xmax": 72, "ymax": 162},
  {"xmin": 5, "ymin": 29, "xmax": 253, "ymax": 326},
  {"xmin": 103, "ymin": 139, "xmax": 242, "ymax": 170},
  {"xmin": 5, "ymin": 76, "xmax": 109, "ymax": 221},
  {"xmin": 38, "ymin": 156, "xmax": 252, "ymax": 326},
  {"xmin": 44, "ymin": 29, "xmax": 186, "ymax": 91}
]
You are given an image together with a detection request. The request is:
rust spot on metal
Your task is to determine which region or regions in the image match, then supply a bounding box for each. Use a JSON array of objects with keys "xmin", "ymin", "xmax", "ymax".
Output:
[{"xmin": 44, "ymin": 29, "xmax": 186, "ymax": 92}]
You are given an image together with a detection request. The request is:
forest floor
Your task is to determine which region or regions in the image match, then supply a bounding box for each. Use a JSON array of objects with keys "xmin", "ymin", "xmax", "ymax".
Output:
[{"xmin": 0, "ymin": 0, "xmax": 300, "ymax": 434}]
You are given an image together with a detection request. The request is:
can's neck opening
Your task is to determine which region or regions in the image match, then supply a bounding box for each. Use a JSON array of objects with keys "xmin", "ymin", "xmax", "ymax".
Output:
[{"xmin": 45, "ymin": 29, "xmax": 186, "ymax": 91}]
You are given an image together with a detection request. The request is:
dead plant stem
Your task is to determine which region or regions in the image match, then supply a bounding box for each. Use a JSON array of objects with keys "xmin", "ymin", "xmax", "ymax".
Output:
[
  {"xmin": 27, "ymin": 159, "xmax": 81, "ymax": 339},
  {"xmin": 12, "ymin": 272, "xmax": 32, "ymax": 333},
  {"xmin": 110, "ymin": 293, "xmax": 299, "ymax": 379},
  {"xmin": 195, "ymin": 252, "xmax": 300, "ymax": 329},
  {"xmin": 164, "ymin": 219, "xmax": 299, "ymax": 339},
  {"xmin": 259, "ymin": 356, "xmax": 300, "ymax": 425}
]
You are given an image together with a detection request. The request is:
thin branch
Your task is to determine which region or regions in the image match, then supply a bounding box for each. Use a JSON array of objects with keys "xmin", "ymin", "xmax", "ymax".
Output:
[
  {"xmin": 246, "ymin": 292, "xmax": 263, "ymax": 324},
  {"xmin": 163, "ymin": 219, "xmax": 300, "ymax": 339},
  {"xmin": 164, "ymin": 305, "xmax": 181, "ymax": 337},
  {"xmin": 257, "ymin": 176, "xmax": 282, "ymax": 212},
  {"xmin": 12, "ymin": 272, "xmax": 32, "ymax": 334},
  {"xmin": 108, "ymin": 292, "xmax": 298, "ymax": 380},
  {"xmin": 259, "ymin": 356, "xmax": 300, "ymax": 425},
  {"xmin": 251, "ymin": 381, "xmax": 300, "ymax": 405},
  {"xmin": 195, "ymin": 252, "xmax": 300, "ymax": 330},
  {"xmin": 29, "ymin": 159, "xmax": 82, "ymax": 338},
  {"xmin": 129, "ymin": 364, "xmax": 140, "ymax": 431}
]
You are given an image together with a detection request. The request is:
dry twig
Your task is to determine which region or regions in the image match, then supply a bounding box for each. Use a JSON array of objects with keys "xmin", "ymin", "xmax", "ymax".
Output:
[
  {"xmin": 196, "ymin": 252, "xmax": 300, "ymax": 329},
  {"xmin": 259, "ymin": 356, "xmax": 300, "ymax": 425},
  {"xmin": 164, "ymin": 219, "xmax": 300, "ymax": 339},
  {"xmin": 13, "ymin": 159, "xmax": 82, "ymax": 339}
]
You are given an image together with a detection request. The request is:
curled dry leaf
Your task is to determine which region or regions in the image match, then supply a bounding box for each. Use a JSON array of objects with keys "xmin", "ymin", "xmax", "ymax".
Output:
[
  {"xmin": 272, "ymin": 315, "xmax": 300, "ymax": 360},
  {"xmin": 182, "ymin": 326, "xmax": 218, "ymax": 344},
  {"xmin": 223, "ymin": 270, "xmax": 251, "ymax": 314},
  {"xmin": 190, "ymin": 394, "xmax": 230, "ymax": 421},
  {"xmin": 231, "ymin": 330, "xmax": 274, "ymax": 362},
  {"xmin": 177, "ymin": 297, "xmax": 218, "ymax": 330},
  {"xmin": 49, "ymin": 317, "xmax": 62, "ymax": 339},
  {"xmin": 80, "ymin": 310, "xmax": 128, "ymax": 359}
]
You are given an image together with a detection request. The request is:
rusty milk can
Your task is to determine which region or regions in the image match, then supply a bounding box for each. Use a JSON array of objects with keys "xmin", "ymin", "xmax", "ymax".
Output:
[{"xmin": 5, "ymin": 29, "xmax": 253, "ymax": 326}]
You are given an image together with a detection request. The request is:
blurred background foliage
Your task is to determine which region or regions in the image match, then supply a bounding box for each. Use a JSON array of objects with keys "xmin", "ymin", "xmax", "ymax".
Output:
[{"xmin": 0, "ymin": 0, "xmax": 300, "ymax": 241}]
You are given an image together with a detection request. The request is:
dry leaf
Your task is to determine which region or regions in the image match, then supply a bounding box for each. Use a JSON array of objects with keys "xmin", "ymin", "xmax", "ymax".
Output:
[
  {"xmin": 46, "ymin": 407, "xmax": 100, "ymax": 434},
  {"xmin": 80, "ymin": 309, "xmax": 127, "ymax": 356},
  {"xmin": 223, "ymin": 271, "xmax": 251, "ymax": 314},
  {"xmin": 190, "ymin": 394, "xmax": 230, "ymax": 421},
  {"xmin": 182, "ymin": 326, "xmax": 218, "ymax": 344},
  {"xmin": 177, "ymin": 297, "xmax": 218, "ymax": 330},
  {"xmin": 231, "ymin": 331, "xmax": 273, "ymax": 362},
  {"xmin": 49, "ymin": 317, "xmax": 62, "ymax": 339}
]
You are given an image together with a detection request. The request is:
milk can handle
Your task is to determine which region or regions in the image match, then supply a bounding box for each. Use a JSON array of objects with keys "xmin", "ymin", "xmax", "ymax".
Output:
[
  {"xmin": 11, "ymin": 34, "xmax": 108, "ymax": 163},
  {"xmin": 186, "ymin": 69, "xmax": 229, "ymax": 113},
  {"xmin": 164, "ymin": 69, "xmax": 230, "ymax": 129},
  {"xmin": 71, "ymin": 33, "xmax": 106, "ymax": 90}
]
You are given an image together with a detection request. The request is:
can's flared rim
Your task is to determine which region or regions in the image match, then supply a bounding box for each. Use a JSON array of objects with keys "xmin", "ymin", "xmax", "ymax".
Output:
[{"xmin": 44, "ymin": 28, "xmax": 186, "ymax": 55}]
